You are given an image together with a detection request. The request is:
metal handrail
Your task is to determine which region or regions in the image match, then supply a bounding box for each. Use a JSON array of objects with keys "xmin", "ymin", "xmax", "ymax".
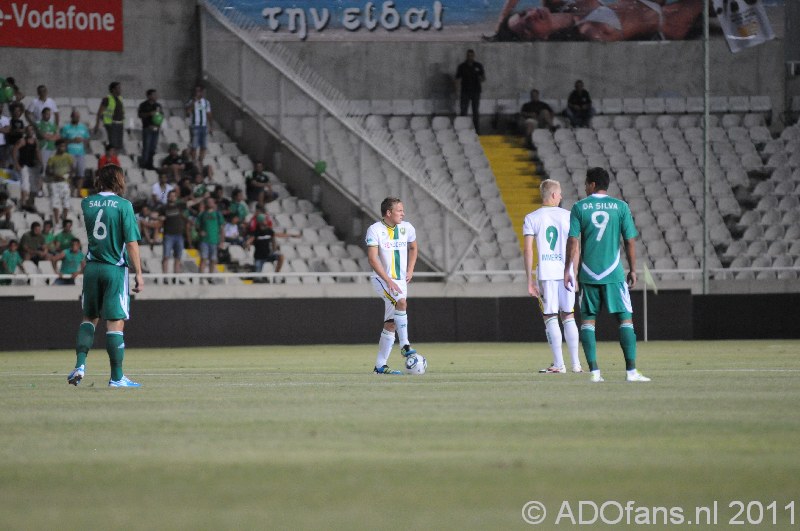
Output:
[{"xmin": 198, "ymin": 0, "xmax": 487, "ymax": 234}]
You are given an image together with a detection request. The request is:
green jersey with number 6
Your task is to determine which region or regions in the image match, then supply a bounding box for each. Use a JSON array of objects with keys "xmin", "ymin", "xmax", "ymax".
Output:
[
  {"xmin": 569, "ymin": 193, "xmax": 638, "ymax": 285},
  {"xmin": 82, "ymin": 192, "xmax": 141, "ymax": 266}
]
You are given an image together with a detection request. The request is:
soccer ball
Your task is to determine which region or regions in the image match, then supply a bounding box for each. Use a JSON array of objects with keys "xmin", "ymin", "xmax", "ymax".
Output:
[{"xmin": 404, "ymin": 353, "xmax": 427, "ymax": 375}]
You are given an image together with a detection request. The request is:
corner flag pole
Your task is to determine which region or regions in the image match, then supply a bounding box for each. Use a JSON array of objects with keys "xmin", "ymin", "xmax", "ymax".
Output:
[{"xmin": 642, "ymin": 264, "xmax": 658, "ymax": 342}]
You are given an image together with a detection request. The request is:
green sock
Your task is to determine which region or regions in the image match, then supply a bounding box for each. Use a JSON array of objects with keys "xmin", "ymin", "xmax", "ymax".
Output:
[
  {"xmin": 75, "ymin": 322, "xmax": 95, "ymax": 368},
  {"xmin": 619, "ymin": 323, "xmax": 637, "ymax": 371},
  {"xmin": 106, "ymin": 332, "xmax": 125, "ymax": 381},
  {"xmin": 580, "ymin": 324, "xmax": 598, "ymax": 372}
]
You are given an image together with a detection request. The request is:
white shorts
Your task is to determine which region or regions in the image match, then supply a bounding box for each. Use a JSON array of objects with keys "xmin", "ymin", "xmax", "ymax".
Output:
[
  {"xmin": 371, "ymin": 276, "xmax": 408, "ymax": 322},
  {"xmin": 538, "ymin": 278, "xmax": 575, "ymax": 315},
  {"xmin": 19, "ymin": 166, "xmax": 31, "ymax": 193},
  {"xmin": 49, "ymin": 181, "xmax": 71, "ymax": 211}
]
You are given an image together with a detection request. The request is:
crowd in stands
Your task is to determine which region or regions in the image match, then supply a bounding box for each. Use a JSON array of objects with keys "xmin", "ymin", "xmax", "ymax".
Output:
[{"xmin": 0, "ymin": 77, "xmax": 288, "ymax": 285}]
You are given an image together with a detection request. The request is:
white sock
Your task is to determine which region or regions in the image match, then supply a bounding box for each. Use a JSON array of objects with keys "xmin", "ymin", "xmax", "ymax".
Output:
[
  {"xmin": 395, "ymin": 310, "xmax": 410, "ymax": 347},
  {"xmin": 562, "ymin": 318, "xmax": 581, "ymax": 367},
  {"xmin": 375, "ymin": 329, "xmax": 395, "ymax": 368},
  {"xmin": 544, "ymin": 317, "xmax": 564, "ymax": 368}
]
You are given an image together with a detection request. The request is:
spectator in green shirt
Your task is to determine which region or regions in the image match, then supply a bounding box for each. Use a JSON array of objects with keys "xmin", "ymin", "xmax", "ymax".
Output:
[
  {"xmin": 53, "ymin": 238, "xmax": 85, "ymax": 285},
  {"xmin": 197, "ymin": 197, "xmax": 225, "ymax": 282},
  {"xmin": 37, "ymin": 107, "xmax": 59, "ymax": 169},
  {"xmin": 55, "ymin": 219, "xmax": 75, "ymax": 252},
  {"xmin": 0, "ymin": 240, "xmax": 23, "ymax": 284},
  {"xmin": 19, "ymin": 222, "xmax": 48, "ymax": 264}
]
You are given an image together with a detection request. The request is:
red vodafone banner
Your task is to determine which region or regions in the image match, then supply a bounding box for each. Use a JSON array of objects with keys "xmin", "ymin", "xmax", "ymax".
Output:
[{"xmin": 0, "ymin": 1, "xmax": 123, "ymax": 51}]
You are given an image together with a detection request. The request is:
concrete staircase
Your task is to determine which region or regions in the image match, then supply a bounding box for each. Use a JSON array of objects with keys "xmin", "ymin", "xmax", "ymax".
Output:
[{"xmin": 479, "ymin": 135, "xmax": 543, "ymax": 248}]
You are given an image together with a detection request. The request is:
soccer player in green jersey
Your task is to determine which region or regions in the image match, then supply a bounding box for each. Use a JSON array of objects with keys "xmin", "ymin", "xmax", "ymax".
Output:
[
  {"xmin": 67, "ymin": 165, "xmax": 144, "ymax": 388},
  {"xmin": 564, "ymin": 167, "xmax": 650, "ymax": 383}
]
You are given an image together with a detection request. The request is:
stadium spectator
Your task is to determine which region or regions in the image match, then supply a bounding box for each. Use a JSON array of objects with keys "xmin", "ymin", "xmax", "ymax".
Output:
[
  {"xmin": 0, "ymin": 192, "xmax": 13, "ymax": 232},
  {"xmin": 94, "ymin": 82, "xmax": 125, "ymax": 151},
  {"xmin": 138, "ymin": 89, "xmax": 163, "ymax": 170},
  {"xmin": 36, "ymin": 107, "xmax": 59, "ymax": 170},
  {"xmin": 0, "ymin": 239, "xmax": 23, "ymax": 283},
  {"xmin": 7, "ymin": 103, "xmax": 26, "ymax": 148},
  {"xmin": 191, "ymin": 171, "xmax": 211, "ymax": 202},
  {"xmin": 247, "ymin": 204, "xmax": 273, "ymax": 234},
  {"xmin": 0, "ymin": 103, "xmax": 11, "ymax": 167},
  {"xmin": 25, "ymin": 85, "xmax": 59, "ymax": 126},
  {"xmin": 182, "ymin": 147, "xmax": 215, "ymax": 181},
  {"xmin": 158, "ymin": 190, "xmax": 187, "ymax": 281},
  {"xmin": 53, "ymin": 238, "xmax": 85, "ymax": 285},
  {"xmin": 137, "ymin": 205, "xmax": 161, "ymax": 247},
  {"xmin": 151, "ymin": 172, "xmax": 174, "ymax": 207},
  {"xmin": 245, "ymin": 161, "xmax": 278, "ymax": 206},
  {"xmin": 196, "ymin": 197, "xmax": 224, "ymax": 282},
  {"xmin": 176, "ymin": 176, "xmax": 193, "ymax": 201},
  {"xmin": 489, "ymin": 0, "xmax": 704, "ymax": 41},
  {"xmin": 60, "ymin": 109, "xmax": 90, "ymax": 186},
  {"xmin": 98, "ymin": 143, "xmax": 120, "ymax": 170},
  {"xmin": 565, "ymin": 80, "xmax": 594, "ymax": 128},
  {"xmin": 3, "ymin": 77, "xmax": 24, "ymax": 103},
  {"xmin": 55, "ymin": 219, "xmax": 76, "ymax": 252},
  {"xmin": 229, "ymin": 189, "xmax": 249, "ymax": 223},
  {"xmin": 366, "ymin": 197, "xmax": 419, "ymax": 374},
  {"xmin": 519, "ymin": 89, "xmax": 556, "ymax": 143},
  {"xmin": 224, "ymin": 214, "xmax": 245, "ymax": 247},
  {"xmin": 185, "ymin": 84, "xmax": 212, "ymax": 166},
  {"xmin": 454, "ymin": 49, "xmax": 485, "ymax": 133},
  {"xmin": 212, "ymin": 186, "xmax": 230, "ymax": 215},
  {"xmin": 19, "ymin": 221, "xmax": 48, "ymax": 263},
  {"xmin": 42, "ymin": 219, "xmax": 60, "ymax": 261},
  {"xmin": 565, "ymin": 167, "xmax": 649, "ymax": 383},
  {"xmin": 245, "ymin": 214, "xmax": 286, "ymax": 278},
  {"xmin": 160, "ymin": 143, "xmax": 186, "ymax": 181},
  {"xmin": 523, "ymin": 179, "xmax": 582, "ymax": 373},
  {"xmin": 68, "ymin": 164, "xmax": 143, "ymax": 388},
  {"xmin": 11, "ymin": 124, "xmax": 42, "ymax": 207},
  {"xmin": 46, "ymin": 139, "xmax": 74, "ymax": 222}
]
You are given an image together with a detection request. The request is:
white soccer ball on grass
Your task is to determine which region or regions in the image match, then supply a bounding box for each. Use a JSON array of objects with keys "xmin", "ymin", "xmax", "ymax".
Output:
[{"xmin": 404, "ymin": 353, "xmax": 427, "ymax": 375}]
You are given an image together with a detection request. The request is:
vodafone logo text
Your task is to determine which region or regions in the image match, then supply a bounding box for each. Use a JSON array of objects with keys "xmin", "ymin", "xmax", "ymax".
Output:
[{"xmin": 0, "ymin": 1, "xmax": 123, "ymax": 51}]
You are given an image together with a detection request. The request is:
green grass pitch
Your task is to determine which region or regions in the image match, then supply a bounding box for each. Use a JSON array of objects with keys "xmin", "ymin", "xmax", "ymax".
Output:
[{"xmin": 1, "ymin": 341, "xmax": 799, "ymax": 530}]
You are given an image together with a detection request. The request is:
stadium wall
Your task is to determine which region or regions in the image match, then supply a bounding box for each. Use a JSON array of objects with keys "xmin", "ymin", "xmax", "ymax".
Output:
[
  {"xmin": 284, "ymin": 38, "xmax": 786, "ymax": 118},
  {"xmin": 4, "ymin": 291, "xmax": 798, "ymax": 351},
  {"xmin": 5, "ymin": 0, "xmax": 199, "ymax": 100}
]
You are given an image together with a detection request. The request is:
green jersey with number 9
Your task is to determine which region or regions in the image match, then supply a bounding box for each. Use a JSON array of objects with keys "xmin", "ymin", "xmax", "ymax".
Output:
[
  {"xmin": 568, "ymin": 193, "xmax": 638, "ymax": 284},
  {"xmin": 82, "ymin": 192, "xmax": 141, "ymax": 266}
]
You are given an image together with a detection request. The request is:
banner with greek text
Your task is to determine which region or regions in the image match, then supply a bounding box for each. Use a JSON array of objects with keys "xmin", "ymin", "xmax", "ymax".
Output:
[
  {"xmin": 0, "ymin": 0, "xmax": 123, "ymax": 51},
  {"xmin": 218, "ymin": 0, "xmax": 783, "ymax": 42}
]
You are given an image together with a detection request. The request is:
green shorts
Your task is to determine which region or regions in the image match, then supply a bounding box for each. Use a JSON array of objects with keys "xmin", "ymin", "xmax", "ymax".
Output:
[
  {"xmin": 82, "ymin": 262, "xmax": 131, "ymax": 320},
  {"xmin": 579, "ymin": 282, "xmax": 633, "ymax": 320}
]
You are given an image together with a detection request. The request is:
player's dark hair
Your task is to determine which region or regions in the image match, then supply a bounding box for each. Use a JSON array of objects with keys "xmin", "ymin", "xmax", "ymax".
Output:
[
  {"xmin": 70, "ymin": 238, "xmax": 80, "ymax": 245},
  {"xmin": 31, "ymin": 222, "xmax": 41, "ymax": 229},
  {"xmin": 380, "ymin": 197, "xmax": 402, "ymax": 218},
  {"xmin": 146, "ymin": 89, "xmax": 156, "ymax": 97},
  {"xmin": 586, "ymin": 167, "xmax": 610, "ymax": 191},
  {"xmin": 63, "ymin": 219, "xmax": 72, "ymax": 228},
  {"xmin": 109, "ymin": 81, "xmax": 120, "ymax": 92},
  {"xmin": 95, "ymin": 164, "xmax": 126, "ymax": 196}
]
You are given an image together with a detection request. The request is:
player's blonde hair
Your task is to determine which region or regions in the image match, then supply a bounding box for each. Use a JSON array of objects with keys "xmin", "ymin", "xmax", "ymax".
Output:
[
  {"xmin": 539, "ymin": 179, "xmax": 561, "ymax": 200},
  {"xmin": 95, "ymin": 164, "xmax": 126, "ymax": 196}
]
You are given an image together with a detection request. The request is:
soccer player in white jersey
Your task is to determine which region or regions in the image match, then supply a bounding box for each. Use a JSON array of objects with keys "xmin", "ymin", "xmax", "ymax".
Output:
[
  {"xmin": 523, "ymin": 179, "xmax": 582, "ymax": 374},
  {"xmin": 365, "ymin": 197, "xmax": 419, "ymax": 375}
]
